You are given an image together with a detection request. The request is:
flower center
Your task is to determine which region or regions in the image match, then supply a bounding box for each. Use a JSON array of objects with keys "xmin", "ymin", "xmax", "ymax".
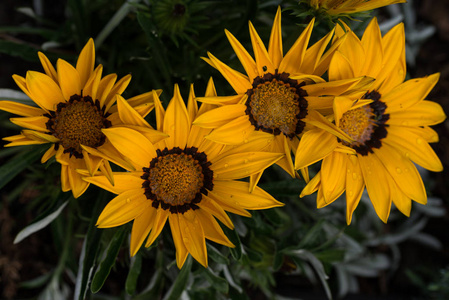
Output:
[
  {"xmin": 245, "ymin": 71, "xmax": 308, "ymax": 138},
  {"xmin": 142, "ymin": 147, "xmax": 214, "ymax": 214},
  {"xmin": 338, "ymin": 91, "xmax": 389, "ymax": 156},
  {"xmin": 46, "ymin": 94, "xmax": 111, "ymax": 159}
]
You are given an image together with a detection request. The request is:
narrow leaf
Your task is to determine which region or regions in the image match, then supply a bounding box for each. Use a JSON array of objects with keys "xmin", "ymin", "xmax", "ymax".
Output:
[
  {"xmin": 125, "ymin": 251, "xmax": 142, "ymax": 295},
  {"xmin": 162, "ymin": 255, "xmax": 193, "ymax": 300}
]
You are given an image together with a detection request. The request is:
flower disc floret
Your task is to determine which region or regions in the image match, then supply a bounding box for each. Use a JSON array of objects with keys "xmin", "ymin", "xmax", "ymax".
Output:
[
  {"xmin": 246, "ymin": 71, "xmax": 308, "ymax": 138},
  {"xmin": 142, "ymin": 147, "xmax": 214, "ymax": 214},
  {"xmin": 339, "ymin": 90, "xmax": 389, "ymax": 155},
  {"xmin": 45, "ymin": 94, "xmax": 111, "ymax": 158}
]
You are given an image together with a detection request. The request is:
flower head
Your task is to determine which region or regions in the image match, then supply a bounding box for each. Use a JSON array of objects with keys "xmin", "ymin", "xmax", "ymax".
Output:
[
  {"xmin": 194, "ymin": 7, "xmax": 358, "ymax": 184},
  {"xmin": 0, "ymin": 39, "xmax": 162, "ymax": 198},
  {"xmin": 296, "ymin": 18, "xmax": 446, "ymax": 223},
  {"xmin": 84, "ymin": 80, "xmax": 284, "ymax": 268}
]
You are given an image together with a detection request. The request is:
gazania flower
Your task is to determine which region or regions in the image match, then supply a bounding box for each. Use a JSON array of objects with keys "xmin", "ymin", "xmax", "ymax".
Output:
[
  {"xmin": 296, "ymin": 18, "xmax": 446, "ymax": 223},
  {"xmin": 83, "ymin": 81, "xmax": 284, "ymax": 268},
  {"xmin": 0, "ymin": 38, "xmax": 163, "ymax": 198},
  {"xmin": 194, "ymin": 7, "xmax": 364, "ymax": 185},
  {"xmin": 307, "ymin": 0, "xmax": 406, "ymax": 16}
]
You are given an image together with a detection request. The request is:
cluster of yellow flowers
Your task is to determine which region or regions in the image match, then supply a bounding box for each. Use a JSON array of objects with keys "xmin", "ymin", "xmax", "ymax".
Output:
[{"xmin": 0, "ymin": 6, "xmax": 445, "ymax": 268}]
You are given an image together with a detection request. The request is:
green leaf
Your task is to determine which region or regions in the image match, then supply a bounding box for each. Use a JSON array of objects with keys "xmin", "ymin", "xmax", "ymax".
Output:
[
  {"xmin": 203, "ymin": 267, "xmax": 229, "ymax": 293},
  {"xmin": 0, "ymin": 144, "xmax": 49, "ymax": 190},
  {"xmin": 14, "ymin": 200, "xmax": 69, "ymax": 244},
  {"xmin": 0, "ymin": 40, "xmax": 41, "ymax": 61},
  {"xmin": 222, "ymin": 225, "xmax": 242, "ymax": 261},
  {"xmin": 91, "ymin": 226, "xmax": 127, "ymax": 293},
  {"xmin": 74, "ymin": 192, "xmax": 106, "ymax": 300},
  {"xmin": 162, "ymin": 255, "xmax": 193, "ymax": 300},
  {"xmin": 125, "ymin": 252, "xmax": 142, "ymax": 295},
  {"xmin": 207, "ymin": 244, "xmax": 229, "ymax": 265}
]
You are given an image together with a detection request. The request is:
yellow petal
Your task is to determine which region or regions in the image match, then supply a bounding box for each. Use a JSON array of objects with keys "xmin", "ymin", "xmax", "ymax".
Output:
[
  {"xmin": 76, "ymin": 38, "xmax": 95, "ymax": 88},
  {"xmin": 345, "ymin": 155, "xmax": 364, "ymax": 224},
  {"xmin": 178, "ymin": 210, "xmax": 208, "ymax": 268},
  {"xmin": 98, "ymin": 73, "xmax": 117, "ymax": 108},
  {"xmin": 12, "ymin": 75, "xmax": 34, "ymax": 103},
  {"xmin": 328, "ymin": 51, "xmax": 354, "ymax": 81},
  {"xmin": 301, "ymin": 27, "xmax": 334, "ymax": 74},
  {"xmin": 197, "ymin": 194, "xmax": 234, "ymax": 229},
  {"xmin": 0, "ymin": 101, "xmax": 43, "ymax": 117},
  {"xmin": 300, "ymin": 171, "xmax": 321, "ymax": 198},
  {"xmin": 193, "ymin": 104, "xmax": 246, "ymax": 128},
  {"xmin": 26, "ymin": 71, "xmax": 64, "ymax": 111},
  {"xmin": 22, "ymin": 130, "xmax": 59, "ymax": 143},
  {"xmin": 205, "ymin": 115, "xmax": 253, "ymax": 145},
  {"xmin": 57, "ymin": 59, "xmax": 81, "ymax": 101},
  {"xmin": 376, "ymin": 22, "xmax": 405, "ymax": 86},
  {"xmin": 169, "ymin": 213, "xmax": 189, "ymax": 269},
  {"xmin": 320, "ymin": 152, "xmax": 346, "ymax": 203},
  {"xmin": 268, "ymin": 7, "xmax": 283, "ymax": 68},
  {"xmin": 390, "ymin": 179, "xmax": 412, "ymax": 217},
  {"xmin": 10, "ymin": 116, "xmax": 48, "ymax": 132},
  {"xmin": 130, "ymin": 207, "xmax": 156, "ymax": 256},
  {"xmin": 225, "ymin": 29, "xmax": 257, "ymax": 80},
  {"xmin": 102, "ymin": 127, "xmax": 156, "ymax": 168},
  {"xmin": 206, "ymin": 52, "xmax": 252, "ymax": 94},
  {"xmin": 196, "ymin": 209, "xmax": 234, "ymax": 247},
  {"xmin": 104, "ymin": 74, "xmax": 132, "ymax": 112},
  {"xmin": 99, "ymin": 160, "xmax": 114, "ymax": 186},
  {"xmin": 145, "ymin": 209, "xmax": 169, "ymax": 247},
  {"xmin": 207, "ymin": 191, "xmax": 251, "ymax": 217},
  {"xmin": 212, "ymin": 152, "xmax": 283, "ymax": 180},
  {"xmin": 96, "ymin": 189, "xmax": 149, "ymax": 227},
  {"xmin": 295, "ymin": 129, "xmax": 338, "ymax": 169},
  {"xmin": 304, "ymin": 110, "xmax": 352, "ymax": 143},
  {"xmin": 388, "ymin": 100, "xmax": 446, "ymax": 126},
  {"xmin": 60, "ymin": 165, "xmax": 71, "ymax": 192},
  {"xmin": 336, "ymin": 31, "xmax": 365, "ymax": 76},
  {"xmin": 163, "ymin": 84, "xmax": 190, "ymax": 149},
  {"xmin": 279, "ymin": 18, "xmax": 314, "ymax": 74},
  {"xmin": 84, "ymin": 173, "xmax": 143, "ymax": 194},
  {"xmin": 116, "ymin": 94, "xmax": 151, "ymax": 127},
  {"xmin": 248, "ymin": 21, "xmax": 274, "ymax": 75},
  {"xmin": 68, "ymin": 165, "xmax": 90, "ymax": 198},
  {"xmin": 38, "ymin": 52, "xmax": 57, "ymax": 82},
  {"xmin": 212, "ymin": 180, "xmax": 283, "ymax": 210},
  {"xmin": 374, "ymin": 144, "xmax": 427, "ymax": 204},
  {"xmin": 358, "ymin": 154, "xmax": 392, "ymax": 223},
  {"xmin": 82, "ymin": 142, "xmax": 135, "ymax": 171},
  {"xmin": 187, "ymin": 84, "xmax": 198, "ymax": 123},
  {"xmin": 360, "ymin": 18, "xmax": 383, "ymax": 77},
  {"xmin": 383, "ymin": 73, "xmax": 439, "ymax": 112},
  {"xmin": 41, "ymin": 145, "xmax": 57, "ymax": 163},
  {"xmin": 83, "ymin": 64, "xmax": 103, "ymax": 101},
  {"xmin": 384, "ymin": 126, "xmax": 442, "ymax": 172}
]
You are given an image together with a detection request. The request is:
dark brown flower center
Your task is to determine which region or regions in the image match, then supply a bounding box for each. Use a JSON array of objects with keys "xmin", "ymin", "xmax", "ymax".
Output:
[
  {"xmin": 141, "ymin": 147, "xmax": 213, "ymax": 214},
  {"xmin": 245, "ymin": 71, "xmax": 308, "ymax": 138},
  {"xmin": 45, "ymin": 94, "xmax": 111, "ymax": 159},
  {"xmin": 338, "ymin": 90, "xmax": 389, "ymax": 156}
]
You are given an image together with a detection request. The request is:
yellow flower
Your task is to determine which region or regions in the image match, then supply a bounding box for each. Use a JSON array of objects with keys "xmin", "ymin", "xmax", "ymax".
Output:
[
  {"xmin": 0, "ymin": 38, "xmax": 162, "ymax": 198},
  {"xmin": 193, "ymin": 7, "xmax": 364, "ymax": 186},
  {"xmin": 308, "ymin": 0, "xmax": 406, "ymax": 16},
  {"xmin": 83, "ymin": 80, "xmax": 284, "ymax": 268},
  {"xmin": 296, "ymin": 18, "xmax": 446, "ymax": 223}
]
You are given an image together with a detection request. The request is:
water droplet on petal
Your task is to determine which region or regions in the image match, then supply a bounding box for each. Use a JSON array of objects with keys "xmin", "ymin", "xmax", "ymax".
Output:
[
  {"xmin": 401, "ymin": 121, "xmax": 409, "ymax": 126},
  {"xmin": 352, "ymin": 173, "xmax": 357, "ymax": 180},
  {"xmin": 126, "ymin": 198, "xmax": 130, "ymax": 203},
  {"xmin": 405, "ymin": 152, "xmax": 410, "ymax": 158},
  {"xmin": 416, "ymin": 138, "xmax": 423, "ymax": 144},
  {"xmin": 224, "ymin": 163, "xmax": 229, "ymax": 168},
  {"xmin": 396, "ymin": 168, "xmax": 402, "ymax": 174},
  {"xmin": 244, "ymin": 159, "xmax": 248, "ymax": 163},
  {"xmin": 348, "ymin": 191, "xmax": 353, "ymax": 197},
  {"xmin": 244, "ymin": 139, "xmax": 248, "ymax": 143}
]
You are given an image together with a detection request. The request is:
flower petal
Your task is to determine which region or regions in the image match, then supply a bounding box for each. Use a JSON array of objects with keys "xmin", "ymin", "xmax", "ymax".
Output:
[
  {"xmin": 225, "ymin": 29, "xmax": 257, "ymax": 80},
  {"xmin": 197, "ymin": 194, "xmax": 234, "ymax": 229},
  {"xmin": 38, "ymin": 52, "xmax": 58, "ymax": 82},
  {"xmin": 193, "ymin": 104, "xmax": 246, "ymax": 128},
  {"xmin": 358, "ymin": 154, "xmax": 392, "ymax": 223},
  {"xmin": 320, "ymin": 152, "xmax": 347, "ymax": 203},
  {"xmin": 163, "ymin": 84, "xmax": 190, "ymax": 149},
  {"xmin": 169, "ymin": 213, "xmax": 189, "ymax": 269},
  {"xmin": 116, "ymin": 94, "xmax": 151, "ymax": 127},
  {"xmin": 130, "ymin": 207, "xmax": 156, "ymax": 256},
  {"xmin": 0, "ymin": 101, "xmax": 43, "ymax": 117},
  {"xmin": 10, "ymin": 116, "xmax": 48, "ymax": 132},
  {"xmin": 384, "ymin": 126, "xmax": 442, "ymax": 172},
  {"xmin": 102, "ymin": 127, "xmax": 157, "ymax": 168},
  {"xmin": 178, "ymin": 210, "xmax": 208, "ymax": 268},
  {"xmin": 212, "ymin": 180, "xmax": 283, "ymax": 210},
  {"xmin": 196, "ymin": 209, "xmax": 234, "ymax": 247},
  {"xmin": 96, "ymin": 189, "xmax": 149, "ymax": 227},
  {"xmin": 83, "ymin": 172, "xmax": 143, "ymax": 194},
  {"xmin": 388, "ymin": 100, "xmax": 446, "ymax": 127},
  {"xmin": 145, "ymin": 208, "xmax": 169, "ymax": 247},
  {"xmin": 205, "ymin": 115, "xmax": 254, "ymax": 145},
  {"xmin": 345, "ymin": 155, "xmax": 364, "ymax": 224},
  {"xmin": 26, "ymin": 71, "xmax": 64, "ymax": 111},
  {"xmin": 295, "ymin": 129, "xmax": 338, "ymax": 169},
  {"xmin": 212, "ymin": 152, "xmax": 283, "ymax": 180},
  {"xmin": 76, "ymin": 38, "xmax": 95, "ymax": 88},
  {"xmin": 248, "ymin": 21, "xmax": 274, "ymax": 75},
  {"xmin": 268, "ymin": 7, "xmax": 283, "ymax": 68},
  {"xmin": 57, "ymin": 59, "xmax": 81, "ymax": 101}
]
